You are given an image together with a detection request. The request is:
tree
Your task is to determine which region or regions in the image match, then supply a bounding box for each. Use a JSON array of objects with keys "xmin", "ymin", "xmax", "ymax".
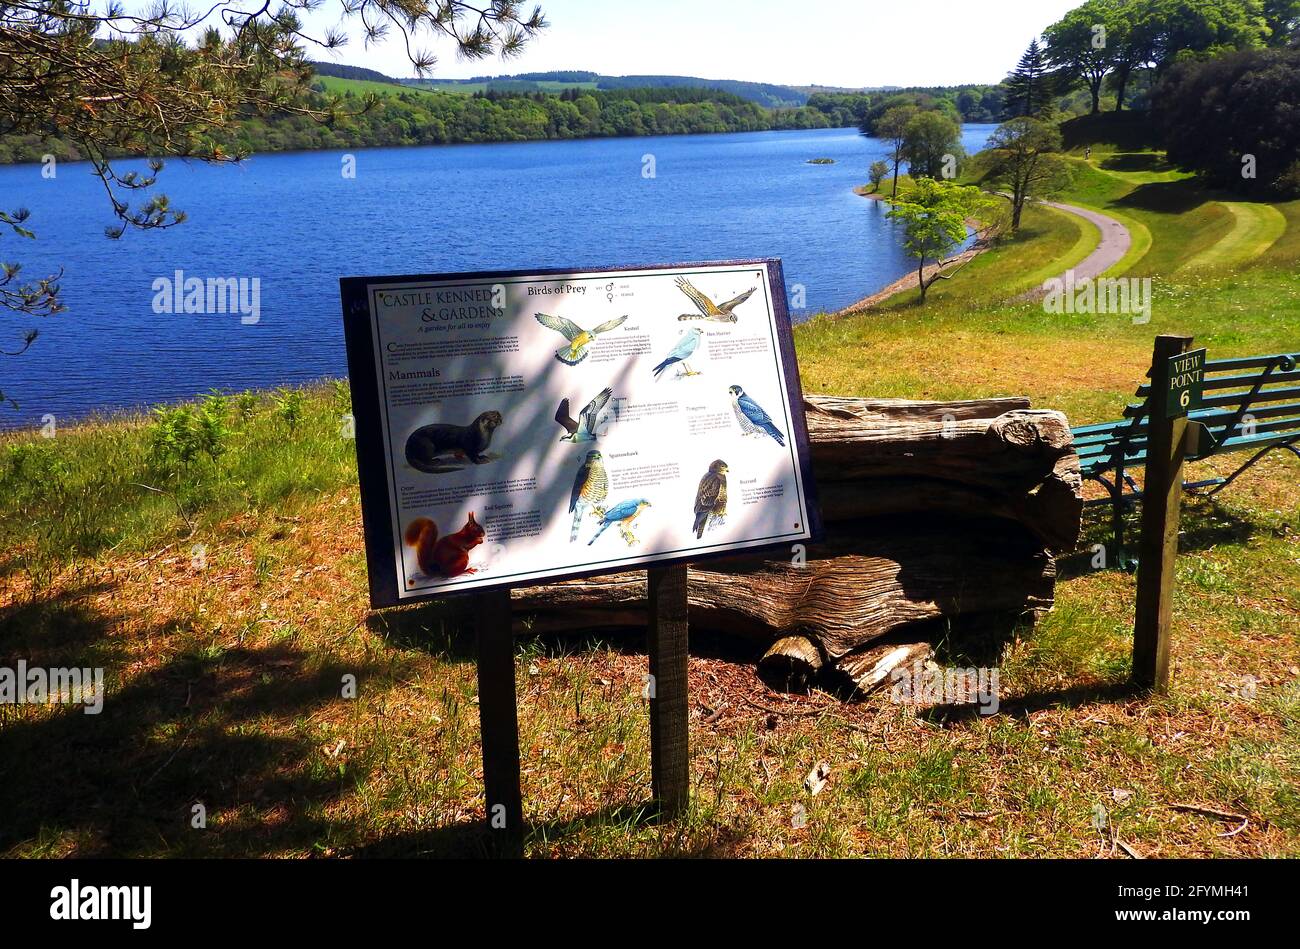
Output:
[
  {"xmin": 1152, "ymin": 46, "xmax": 1300, "ymax": 196},
  {"xmin": 0, "ymin": 1, "xmax": 547, "ymax": 398},
  {"xmin": 1107, "ymin": 0, "xmax": 1162, "ymax": 110},
  {"xmin": 974, "ymin": 118, "xmax": 1071, "ymax": 231},
  {"xmin": 869, "ymin": 160, "xmax": 890, "ymax": 193},
  {"xmin": 1150, "ymin": 0, "xmax": 1269, "ymax": 73},
  {"xmin": 1264, "ymin": 0, "xmax": 1300, "ymax": 45},
  {"xmin": 885, "ymin": 179, "xmax": 1000, "ymax": 303},
  {"xmin": 1044, "ymin": 1, "xmax": 1116, "ymax": 114},
  {"xmin": 900, "ymin": 110, "xmax": 964, "ymax": 180},
  {"xmin": 875, "ymin": 104, "xmax": 918, "ymax": 198},
  {"xmin": 1004, "ymin": 39, "xmax": 1055, "ymax": 117}
]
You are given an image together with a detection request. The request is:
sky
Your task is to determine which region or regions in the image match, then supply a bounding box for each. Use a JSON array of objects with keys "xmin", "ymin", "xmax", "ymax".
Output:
[{"xmin": 307, "ymin": 0, "xmax": 1082, "ymax": 88}]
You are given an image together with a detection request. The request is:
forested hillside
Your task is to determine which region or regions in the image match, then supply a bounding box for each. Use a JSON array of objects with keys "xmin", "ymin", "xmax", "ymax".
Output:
[{"xmin": 0, "ymin": 85, "xmax": 833, "ymax": 163}]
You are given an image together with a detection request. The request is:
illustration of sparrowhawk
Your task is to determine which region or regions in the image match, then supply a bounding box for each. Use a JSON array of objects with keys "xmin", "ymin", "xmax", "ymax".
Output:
[{"xmin": 569, "ymin": 450, "xmax": 609, "ymax": 542}]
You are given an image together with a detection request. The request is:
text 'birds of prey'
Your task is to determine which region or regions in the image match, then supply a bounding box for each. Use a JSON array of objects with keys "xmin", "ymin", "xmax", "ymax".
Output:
[
  {"xmin": 675, "ymin": 276, "xmax": 756, "ymax": 323},
  {"xmin": 534, "ymin": 312, "xmax": 627, "ymax": 365},
  {"xmin": 555, "ymin": 386, "xmax": 613, "ymax": 442},
  {"xmin": 652, "ymin": 326, "xmax": 704, "ymax": 379},
  {"xmin": 728, "ymin": 385, "xmax": 786, "ymax": 446}
]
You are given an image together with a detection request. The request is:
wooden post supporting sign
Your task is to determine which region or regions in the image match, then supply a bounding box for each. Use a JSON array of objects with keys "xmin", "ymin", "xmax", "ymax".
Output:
[
  {"xmin": 647, "ymin": 564, "xmax": 690, "ymax": 818},
  {"xmin": 1132, "ymin": 334, "xmax": 1198, "ymax": 692},
  {"xmin": 475, "ymin": 588, "xmax": 524, "ymax": 855}
]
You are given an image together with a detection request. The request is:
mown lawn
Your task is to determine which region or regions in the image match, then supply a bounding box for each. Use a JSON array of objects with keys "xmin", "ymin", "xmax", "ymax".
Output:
[{"xmin": 1, "ymin": 383, "xmax": 1295, "ymax": 857}]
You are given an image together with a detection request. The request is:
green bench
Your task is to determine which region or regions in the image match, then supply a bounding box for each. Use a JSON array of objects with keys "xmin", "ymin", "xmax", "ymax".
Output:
[{"xmin": 1071, "ymin": 350, "xmax": 1300, "ymax": 565}]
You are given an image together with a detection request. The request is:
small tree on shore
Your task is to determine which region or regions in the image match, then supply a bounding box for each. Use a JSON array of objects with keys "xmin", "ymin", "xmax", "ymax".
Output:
[
  {"xmin": 869, "ymin": 160, "xmax": 890, "ymax": 193},
  {"xmin": 875, "ymin": 105, "xmax": 918, "ymax": 198},
  {"xmin": 973, "ymin": 118, "xmax": 1070, "ymax": 231},
  {"xmin": 900, "ymin": 110, "xmax": 964, "ymax": 180},
  {"xmin": 885, "ymin": 179, "xmax": 1000, "ymax": 303}
]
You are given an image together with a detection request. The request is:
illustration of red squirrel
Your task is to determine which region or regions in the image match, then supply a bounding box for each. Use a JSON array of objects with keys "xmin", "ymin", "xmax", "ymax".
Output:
[{"xmin": 403, "ymin": 513, "xmax": 485, "ymax": 578}]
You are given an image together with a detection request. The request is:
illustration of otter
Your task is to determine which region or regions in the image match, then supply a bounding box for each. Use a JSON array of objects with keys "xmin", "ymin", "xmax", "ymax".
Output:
[
  {"xmin": 403, "ymin": 513, "xmax": 485, "ymax": 579},
  {"xmin": 405, "ymin": 411, "xmax": 503, "ymax": 472}
]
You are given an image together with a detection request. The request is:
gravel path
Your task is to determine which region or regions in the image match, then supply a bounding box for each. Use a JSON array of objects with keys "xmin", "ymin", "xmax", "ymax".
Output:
[{"xmin": 1014, "ymin": 201, "xmax": 1132, "ymax": 301}]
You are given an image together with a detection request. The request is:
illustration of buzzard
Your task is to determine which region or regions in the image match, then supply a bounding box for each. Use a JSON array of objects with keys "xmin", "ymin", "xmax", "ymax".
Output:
[{"xmin": 692, "ymin": 459, "xmax": 728, "ymax": 539}]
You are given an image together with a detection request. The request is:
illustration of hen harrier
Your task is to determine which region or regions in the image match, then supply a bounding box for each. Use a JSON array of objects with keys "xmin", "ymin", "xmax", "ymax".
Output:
[{"xmin": 675, "ymin": 276, "xmax": 756, "ymax": 323}]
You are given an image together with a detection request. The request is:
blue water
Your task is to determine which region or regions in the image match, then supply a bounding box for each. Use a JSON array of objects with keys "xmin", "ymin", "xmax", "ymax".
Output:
[{"xmin": 0, "ymin": 125, "xmax": 995, "ymax": 426}]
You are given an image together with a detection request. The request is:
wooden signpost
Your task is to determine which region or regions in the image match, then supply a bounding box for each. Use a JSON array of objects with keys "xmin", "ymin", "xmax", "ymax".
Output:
[
  {"xmin": 1132, "ymin": 335, "xmax": 1202, "ymax": 692},
  {"xmin": 340, "ymin": 260, "xmax": 819, "ymax": 852}
]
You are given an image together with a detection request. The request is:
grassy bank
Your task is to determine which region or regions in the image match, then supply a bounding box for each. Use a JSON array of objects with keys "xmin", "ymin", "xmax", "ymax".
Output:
[{"xmin": 1, "ymin": 131, "xmax": 1297, "ymax": 858}]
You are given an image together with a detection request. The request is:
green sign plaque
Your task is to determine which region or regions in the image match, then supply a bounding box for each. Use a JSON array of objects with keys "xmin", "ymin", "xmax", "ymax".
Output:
[{"xmin": 1165, "ymin": 347, "xmax": 1206, "ymax": 418}]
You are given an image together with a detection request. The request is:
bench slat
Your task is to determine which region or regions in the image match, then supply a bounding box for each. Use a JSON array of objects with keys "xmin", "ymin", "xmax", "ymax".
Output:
[{"xmin": 1204, "ymin": 353, "xmax": 1299, "ymax": 372}]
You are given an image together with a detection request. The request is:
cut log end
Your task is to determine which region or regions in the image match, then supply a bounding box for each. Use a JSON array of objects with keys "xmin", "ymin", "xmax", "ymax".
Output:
[
  {"xmin": 758, "ymin": 635, "xmax": 823, "ymax": 692},
  {"xmin": 834, "ymin": 639, "xmax": 934, "ymax": 696}
]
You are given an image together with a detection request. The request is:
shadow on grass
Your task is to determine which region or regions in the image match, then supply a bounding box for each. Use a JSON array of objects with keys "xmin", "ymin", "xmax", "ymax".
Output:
[
  {"xmin": 1059, "ymin": 494, "xmax": 1259, "ymax": 578},
  {"xmin": 918, "ymin": 678, "xmax": 1143, "ymax": 726},
  {"xmin": 1100, "ymin": 152, "xmax": 1174, "ymax": 174},
  {"xmin": 366, "ymin": 599, "xmax": 476, "ymax": 661},
  {"xmin": 1117, "ymin": 177, "xmax": 1209, "ymax": 215},
  {"xmin": 350, "ymin": 800, "xmax": 747, "ymax": 858},
  {"xmin": 0, "ymin": 587, "xmax": 381, "ymax": 857}
]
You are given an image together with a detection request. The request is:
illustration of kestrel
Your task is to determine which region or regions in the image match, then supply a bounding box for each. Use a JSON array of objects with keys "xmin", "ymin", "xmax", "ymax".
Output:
[
  {"xmin": 675, "ymin": 276, "xmax": 756, "ymax": 323},
  {"xmin": 534, "ymin": 313, "xmax": 627, "ymax": 365},
  {"xmin": 555, "ymin": 386, "xmax": 613, "ymax": 442},
  {"xmin": 588, "ymin": 498, "xmax": 652, "ymax": 547},
  {"xmin": 651, "ymin": 327, "xmax": 704, "ymax": 379},
  {"xmin": 728, "ymin": 385, "xmax": 786, "ymax": 446},
  {"xmin": 692, "ymin": 459, "xmax": 729, "ymax": 539},
  {"xmin": 569, "ymin": 450, "xmax": 609, "ymax": 542}
]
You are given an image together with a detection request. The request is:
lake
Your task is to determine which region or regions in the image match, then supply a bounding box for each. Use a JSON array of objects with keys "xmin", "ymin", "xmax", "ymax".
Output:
[{"xmin": 0, "ymin": 124, "xmax": 995, "ymax": 427}]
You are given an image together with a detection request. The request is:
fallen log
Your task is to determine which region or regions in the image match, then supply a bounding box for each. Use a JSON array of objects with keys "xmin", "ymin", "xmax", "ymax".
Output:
[
  {"xmin": 509, "ymin": 396, "xmax": 1080, "ymax": 686},
  {"xmin": 514, "ymin": 516, "xmax": 1057, "ymax": 660},
  {"xmin": 805, "ymin": 397, "xmax": 1081, "ymax": 553}
]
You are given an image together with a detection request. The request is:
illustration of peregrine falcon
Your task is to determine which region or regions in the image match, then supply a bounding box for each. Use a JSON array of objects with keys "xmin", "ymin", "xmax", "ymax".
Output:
[
  {"xmin": 588, "ymin": 498, "xmax": 652, "ymax": 547},
  {"xmin": 692, "ymin": 459, "xmax": 728, "ymax": 539},
  {"xmin": 555, "ymin": 386, "xmax": 613, "ymax": 442},
  {"xmin": 675, "ymin": 276, "xmax": 756, "ymax": 323},
  {"xmin": 728, "ymin": 385, "xmax": 786, "ymax": 446},
  {"xmin": 569, "ymin": 450, "xmax": 608, "ymax": 542},
  {"xmin": 534, "ymin": 313, "xmax": 627, "ymax": 365},
  {"xmin": 651, "ymin": 327, "xmax": 704, "ymax": 379}
]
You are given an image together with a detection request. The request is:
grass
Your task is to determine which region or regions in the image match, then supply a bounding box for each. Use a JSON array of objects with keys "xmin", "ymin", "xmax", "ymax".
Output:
[
  {"xmin": 2, "ymin": 404, "xmax": 1296, "ymax": 857},
  {"xmin": 1, "ymin": 132, "xmax": 1298, "ymax": 859},
  {"xmin": 1180, "ymin": 202, "xmax": 1288, "ymax": 271},
  {"xmin": 313, "ymin": 75, "xmax": 421, "ymax": 97}
]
